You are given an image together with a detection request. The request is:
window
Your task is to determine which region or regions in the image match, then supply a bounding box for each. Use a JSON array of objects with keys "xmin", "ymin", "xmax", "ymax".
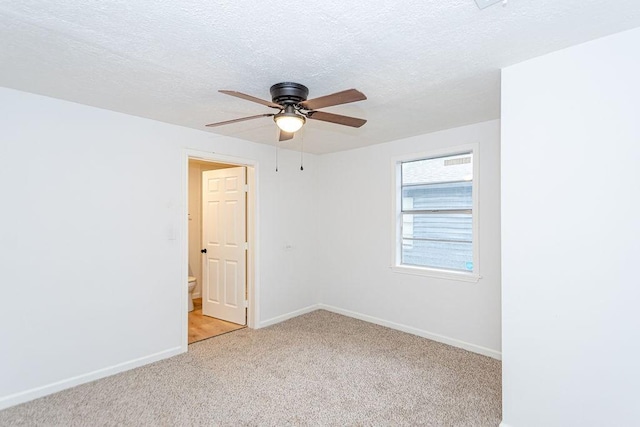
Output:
[{"xmin": 393, "ymin": 146, "xmax": 479, "ymax": 281}]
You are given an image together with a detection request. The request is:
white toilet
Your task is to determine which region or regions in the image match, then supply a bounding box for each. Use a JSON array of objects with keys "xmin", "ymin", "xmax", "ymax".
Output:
[{"xmin": 188, "ymin": 276, "xmax": 197, "ymax": 312}]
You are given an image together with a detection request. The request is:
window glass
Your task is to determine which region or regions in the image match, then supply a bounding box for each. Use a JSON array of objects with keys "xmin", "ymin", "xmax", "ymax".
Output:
[
  {"xmin": 402, "ymin": 182, "xmax": 472, "ymax": 211},
  {"xmin": 401, "ymin": 153, "xmax": 473, "ymax": 185},
  {"xmin": 399, "ymin": 151, "xmax": 474, "ymax": 273},
  {"xmin": 402, "ymin": 239, "xmax": 473, "ymax": 271}
]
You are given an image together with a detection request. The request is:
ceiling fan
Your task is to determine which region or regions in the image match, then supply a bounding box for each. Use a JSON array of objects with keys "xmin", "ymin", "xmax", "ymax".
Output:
[{"xmin": 205, "ymin": 82, "xmax": 367, "ymax": 141}]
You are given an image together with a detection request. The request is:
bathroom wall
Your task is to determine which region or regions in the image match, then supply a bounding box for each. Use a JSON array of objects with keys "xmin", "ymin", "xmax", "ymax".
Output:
[{"xmin": 188, "ymin": 162, "xmax": 203, "ymax": 296}]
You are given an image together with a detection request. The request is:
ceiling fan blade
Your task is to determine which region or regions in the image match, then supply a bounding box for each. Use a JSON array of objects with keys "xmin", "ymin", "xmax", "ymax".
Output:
[
  {"xmin": 306, "ymin": 111, "xmax": 367, "ymax": 128},
  {"xmin": 205, "ymin": 113, "xmax": 274, "ymax": 127},
  {"xmin": 279, "ymin": 130, "xmax": 294, "ymax": 141},
  {"xmin": 299, "ymin": 89, "xmax": 366, "ymax": 110},
  {"xmin": 219, "ymin": 90, "xmax": 283, "ymax": 109}
]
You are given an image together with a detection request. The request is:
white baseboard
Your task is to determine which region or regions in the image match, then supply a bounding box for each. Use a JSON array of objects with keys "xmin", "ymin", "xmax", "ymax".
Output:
[
  {"xmin": 499, "ymin": 422, "xmax": 511, "ymax": 427},
  {"xmin": 258, "ymin": 304, "xmax": 320, "ymax": 328},
  {"xmin": 0, "ymin": 346, "xmax": 184, "ymax": 411},
  {"xmin": 192, "ymin": 291, "xmax": 201, "ymax": 299},
  {"xmin": 318, "ymin": 304, "xmax": 502, "ymax": 360}
]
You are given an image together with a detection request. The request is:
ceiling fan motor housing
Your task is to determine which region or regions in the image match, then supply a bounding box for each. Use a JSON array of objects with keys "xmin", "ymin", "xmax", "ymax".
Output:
[{"xmin": 270, "ymin": 82, "xmax": 309, "ymax": 106}]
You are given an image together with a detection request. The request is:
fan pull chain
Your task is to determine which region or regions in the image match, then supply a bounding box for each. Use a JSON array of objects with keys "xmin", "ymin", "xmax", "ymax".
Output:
[
  {"xmin": 275, "ymin": 126, "xmax": 279, "ymax": 172},
  {"xmin": 300, "ymin": 131, "xmax": 304, "ymax": 171}
]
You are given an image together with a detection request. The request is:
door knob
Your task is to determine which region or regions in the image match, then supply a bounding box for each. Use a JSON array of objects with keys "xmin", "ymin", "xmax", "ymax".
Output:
[{"xmin": 201, "ymin": 248, "xmax": 207, "ymax": 254}]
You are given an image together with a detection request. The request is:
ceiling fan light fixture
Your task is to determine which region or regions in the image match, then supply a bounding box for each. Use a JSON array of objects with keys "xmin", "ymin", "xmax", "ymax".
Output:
[
  {"xmin": 210, "ymin": 84, "xmax": 367, "ymax": 135},
  {"xmin": 274, "ymin": 106, "xmax": 305, "ymax": 133}
]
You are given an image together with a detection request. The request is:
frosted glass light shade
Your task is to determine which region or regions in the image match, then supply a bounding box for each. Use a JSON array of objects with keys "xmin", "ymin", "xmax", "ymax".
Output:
[{"xmin": 274, "ymin": 114, "xmax": 305, "ymax": 133}]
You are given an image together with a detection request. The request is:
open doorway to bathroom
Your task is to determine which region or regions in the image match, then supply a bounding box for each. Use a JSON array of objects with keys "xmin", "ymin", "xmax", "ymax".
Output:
[{"xmin": 186, "ymin": 155, "xmax": 256, "ymax": 344}]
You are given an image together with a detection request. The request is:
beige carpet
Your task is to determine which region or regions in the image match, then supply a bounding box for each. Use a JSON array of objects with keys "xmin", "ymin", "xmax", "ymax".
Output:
[{"xmin": 0, "ymin": 310, "xmax": 501, "ymax": 426}]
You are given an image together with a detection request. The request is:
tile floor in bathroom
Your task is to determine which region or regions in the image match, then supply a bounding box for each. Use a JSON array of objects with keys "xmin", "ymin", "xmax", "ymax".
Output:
[{"xmin": 188, "ymin": 298, "xmax": 246, "ymax": 344}]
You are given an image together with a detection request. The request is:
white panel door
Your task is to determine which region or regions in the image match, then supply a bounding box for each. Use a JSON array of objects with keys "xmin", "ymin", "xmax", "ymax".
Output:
[{"xmin": 201, "ymin": 167, "xmax": 247, "ymax": 325}]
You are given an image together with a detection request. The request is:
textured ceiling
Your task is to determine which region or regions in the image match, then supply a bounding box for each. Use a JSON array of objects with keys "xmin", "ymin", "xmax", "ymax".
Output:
[{"xmin": 1, "ymin": 1, "xmax": 639, "ymax": 154}]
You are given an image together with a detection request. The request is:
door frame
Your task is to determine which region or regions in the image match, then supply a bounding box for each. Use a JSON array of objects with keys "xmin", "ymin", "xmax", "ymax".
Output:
[{"xmin": 181, "ymin": 149, "xmax": 259, "ymax": 351}]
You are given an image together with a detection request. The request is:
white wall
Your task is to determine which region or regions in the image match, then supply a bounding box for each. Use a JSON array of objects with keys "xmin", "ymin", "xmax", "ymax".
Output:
[
  {"xmin": 0, "ymin": 88, "xmax": 319, "ymax": 409},
  {"xmin": 501, "ymin": 27, "xmax": 640, "ymax": 427},
  {"xmin": 317, "ymin": 120, "xmax": 502, "ymax": 358}
]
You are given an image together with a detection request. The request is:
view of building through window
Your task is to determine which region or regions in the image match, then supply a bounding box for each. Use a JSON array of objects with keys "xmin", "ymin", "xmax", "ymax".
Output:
[{"xmin": 400, "ymin": 152, "xmax": 473, "ymax": 272}]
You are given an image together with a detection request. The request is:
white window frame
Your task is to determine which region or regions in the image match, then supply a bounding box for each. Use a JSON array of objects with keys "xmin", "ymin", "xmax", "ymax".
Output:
[{"xmin": 391, "ymin": 143, "xmax": 481, "ymax": 282}]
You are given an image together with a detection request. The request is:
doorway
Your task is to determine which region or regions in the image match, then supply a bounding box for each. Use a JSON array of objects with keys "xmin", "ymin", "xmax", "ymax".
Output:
[{"xmin": 185, "ymin": 153, "xmax": 257, "ymax": 345}]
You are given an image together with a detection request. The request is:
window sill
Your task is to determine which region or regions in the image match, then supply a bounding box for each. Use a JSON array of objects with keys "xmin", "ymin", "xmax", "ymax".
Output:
[{"xmin": 391, "ymin": 265, "xmax": 481, "ymax": 283}]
